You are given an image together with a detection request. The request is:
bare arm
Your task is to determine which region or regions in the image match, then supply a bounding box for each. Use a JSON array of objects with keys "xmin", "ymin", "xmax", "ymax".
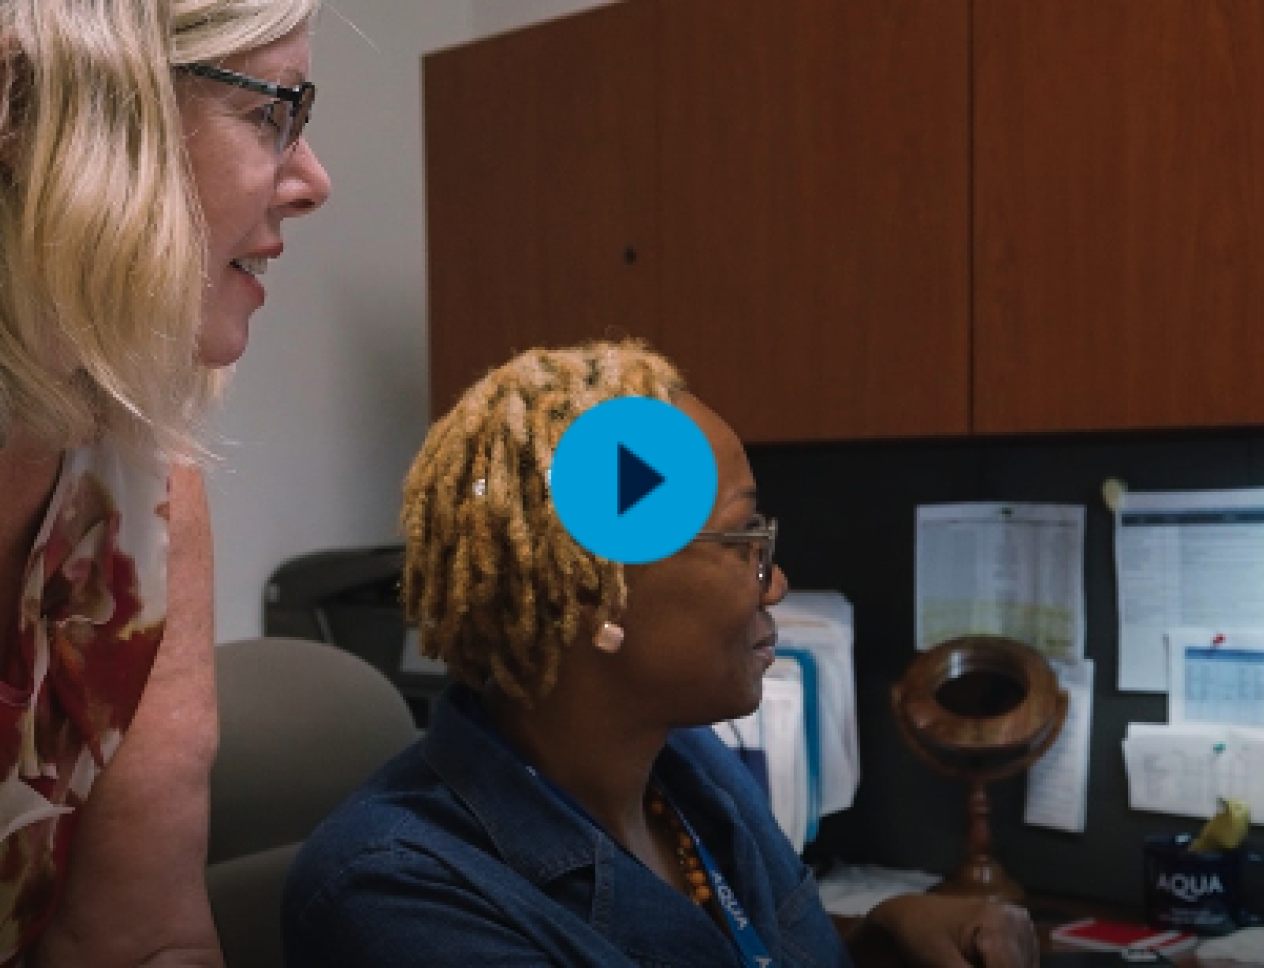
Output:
[
  {"xmin": 31, "ymin": 465, "xmax": 224, "ymax": 967},
  {"xmin": 842, "ymin": 894, "xmax": 1038, "ymax": 968}
]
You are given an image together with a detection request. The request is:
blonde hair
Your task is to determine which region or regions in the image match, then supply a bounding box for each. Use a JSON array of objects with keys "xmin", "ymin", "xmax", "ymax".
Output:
[
  {"xmin": 0, "ymin": 0, "xmax": 319, "ymax": 457},
  {"xmin": 402, "ymin": 340, "xmax": 687, "ymax": 705},
  {"xmin": 172, "ymin": 0, "xmax": 318, "ymax": 65}
]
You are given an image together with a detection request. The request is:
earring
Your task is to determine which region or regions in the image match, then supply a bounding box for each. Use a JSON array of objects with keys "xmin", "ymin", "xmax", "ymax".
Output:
[{"xmin": 594, "ymin": 621, "xmax": 625, "ymax": 653}]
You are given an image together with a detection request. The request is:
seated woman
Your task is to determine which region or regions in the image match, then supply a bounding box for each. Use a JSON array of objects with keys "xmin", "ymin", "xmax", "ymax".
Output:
[{"xmin": 283, "ymin": 340, "xmax": 1037, "ymax": 967}]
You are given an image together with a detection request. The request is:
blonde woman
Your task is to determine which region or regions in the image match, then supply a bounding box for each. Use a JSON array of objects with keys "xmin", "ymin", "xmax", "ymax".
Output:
[
  {"xmin": 285, "ymin": 342, "xmax": 1037, "ymax": 968},
  {"xmin": 0, "ymin": 0, "xmax": 330, "ymax": 963}
]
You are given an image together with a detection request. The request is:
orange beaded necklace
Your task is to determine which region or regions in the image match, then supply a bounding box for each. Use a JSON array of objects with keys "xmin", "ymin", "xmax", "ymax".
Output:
[{"xmin": 646, "ymin": 788, "xmax": 713, "ymax": 906}]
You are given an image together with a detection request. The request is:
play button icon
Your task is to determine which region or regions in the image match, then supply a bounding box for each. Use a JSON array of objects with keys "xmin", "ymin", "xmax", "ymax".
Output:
[
  {"xmin": 551, "ymin": 397, "xmax": 718, "ymax": 564},
  {"xmin": 617, "ymin": 444, "xmax": 664, "ymax": 515}
]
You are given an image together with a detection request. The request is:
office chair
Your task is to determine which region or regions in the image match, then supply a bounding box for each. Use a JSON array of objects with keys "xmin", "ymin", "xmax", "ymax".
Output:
[{"xmin": 207, "ymin": 636, "xmax": 417, "ymax": 968}]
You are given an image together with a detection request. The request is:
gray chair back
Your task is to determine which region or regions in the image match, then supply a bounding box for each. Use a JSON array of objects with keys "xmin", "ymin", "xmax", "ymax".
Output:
[{"xmin": 208, "ymin": 636, "xmax": 417, "ymax": 967}]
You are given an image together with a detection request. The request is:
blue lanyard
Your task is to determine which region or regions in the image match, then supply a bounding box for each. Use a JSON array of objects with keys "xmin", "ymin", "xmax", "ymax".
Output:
[
  {"xmin": 539, "ymin": 772, "xmax": 776, "ymax": 967},
  {"xmin": 657, "ymin": 787, "xmax": 775, "ymax": 968}
]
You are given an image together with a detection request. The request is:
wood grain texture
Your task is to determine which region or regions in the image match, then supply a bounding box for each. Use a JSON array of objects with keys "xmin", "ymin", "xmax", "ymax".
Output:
[
  {"xmin": 656, "ymin": 0, "xmax": 970, "ymax": 442},
  {"xmin": 424, "ymin": 2, "xmax": 659, "ymax": 415},
  {"xmin": 975, "ymin": 0, "xmax": 1264, "ymax": 433}
]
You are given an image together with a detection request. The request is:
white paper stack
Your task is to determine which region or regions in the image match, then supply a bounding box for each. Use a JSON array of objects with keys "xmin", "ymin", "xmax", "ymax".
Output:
[{"xmin": 712, "ymin": 590, "xmax": 858, "ymax": 851}]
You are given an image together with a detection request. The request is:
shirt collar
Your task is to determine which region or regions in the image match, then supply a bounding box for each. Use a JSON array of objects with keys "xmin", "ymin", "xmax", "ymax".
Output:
[
  {"xmin": 420, "ymin": 683, "xmax": 600, "ymax": 884},
  {"xmin": 419, "ymin": 684, "xmax": 771, "ymax": 964}
]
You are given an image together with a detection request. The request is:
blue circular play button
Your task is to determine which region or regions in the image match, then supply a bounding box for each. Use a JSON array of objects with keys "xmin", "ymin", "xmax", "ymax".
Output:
[{"xmin": 550, "ymin": 397, "xmax": 718, "ymax": 564}]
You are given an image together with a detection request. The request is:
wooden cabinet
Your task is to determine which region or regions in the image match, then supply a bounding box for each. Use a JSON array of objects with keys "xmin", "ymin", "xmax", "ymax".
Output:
[
  {"xmin": 424, "ymin": 0, "xmax": 969, "ymax": 442},
  {"xmin": 426, "ymin": 0, "xmax": 1264, "ymax": 440},
  {"xmin": 654, "ymin": 0, "xmax": 969, "ymax": 442},
  {"xmin": 974, "ymin": 0, "xmax": 1264, "ymax": 434},
  {"xmin": 424, "ymin": 2, "xmax": 659, "ymax": 415}
]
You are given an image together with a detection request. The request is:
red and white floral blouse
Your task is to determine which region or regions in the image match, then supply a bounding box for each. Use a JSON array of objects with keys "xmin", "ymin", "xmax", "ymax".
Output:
[{"xmin": 0, "ymin": 441, "xmax": 168, "ymax": 963}]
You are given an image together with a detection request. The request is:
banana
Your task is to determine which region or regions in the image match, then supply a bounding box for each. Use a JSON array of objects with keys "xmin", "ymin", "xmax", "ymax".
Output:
[{"xmin": 1190, "ymin": 797, "xmax": 1251, "ymax": 853}]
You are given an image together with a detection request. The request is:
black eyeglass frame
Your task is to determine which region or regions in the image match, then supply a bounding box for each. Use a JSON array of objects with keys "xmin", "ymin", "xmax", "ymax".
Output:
[
  {"xmin": 177, "ymin": 63, "xmax": 315, "ymax": 154},
  {"xmin": 694, "ymin": 515, "xmax": 778, "ymax": 592}
]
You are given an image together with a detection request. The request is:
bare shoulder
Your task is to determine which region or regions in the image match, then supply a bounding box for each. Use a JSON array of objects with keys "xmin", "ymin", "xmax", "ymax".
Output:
[
  {"xmin": 157, "ymin": 463, "xmax": 217, "ymax": 763},
  {"xmin": 28, "ymin": 462, "xmax": 224, "ymax": 965},
  {"xmin": 167, "ymin": 463, "xmax": 212, "ymax": 630}
]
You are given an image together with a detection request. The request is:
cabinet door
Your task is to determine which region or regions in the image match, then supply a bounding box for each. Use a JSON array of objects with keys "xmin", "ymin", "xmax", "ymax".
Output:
[
  {"xmin": 975, "ymin": 0, "xmax": 1264, "ymax": 434},
  {"xmin": 656, "ymin": 0, "xmax": 970, "ymax": 443},
  {"xmin": 424, "ymin": 2, "xmax": 658, "ymax": 415}
]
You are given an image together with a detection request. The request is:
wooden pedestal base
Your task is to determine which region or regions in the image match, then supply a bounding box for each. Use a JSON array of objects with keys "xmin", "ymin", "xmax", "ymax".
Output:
[
  {"xmin": 931, "ymin": 777, "xmax": 1026, "ymax": 904},
  {"xmin": 932, "ymin": 857, "xmax": 1026, "ymax": 904}
]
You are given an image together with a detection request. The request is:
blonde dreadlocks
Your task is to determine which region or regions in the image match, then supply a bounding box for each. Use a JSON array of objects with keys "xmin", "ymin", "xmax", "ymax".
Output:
[{"xmin": 402, "ymin": 340, "xmax": 686, "ymax": 704}]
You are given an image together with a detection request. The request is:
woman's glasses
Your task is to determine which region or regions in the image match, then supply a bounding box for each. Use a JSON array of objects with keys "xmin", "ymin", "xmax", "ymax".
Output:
[
  {"xmin": 694, "ymin": 515, "xmax": 778, "ymax": 592},
  {"xmin": 178, "ymin": 63, "xmax": 315, "ymax": 155}
]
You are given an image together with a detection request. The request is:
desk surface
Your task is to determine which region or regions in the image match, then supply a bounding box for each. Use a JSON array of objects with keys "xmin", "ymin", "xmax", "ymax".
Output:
[
  {"xmin": 834, "ymin": 895, "xmax": 1262, "ymax": 968},
  {"xmin": 1029, "ymin": 897, "xmax": 1260, "ymax": 968}
]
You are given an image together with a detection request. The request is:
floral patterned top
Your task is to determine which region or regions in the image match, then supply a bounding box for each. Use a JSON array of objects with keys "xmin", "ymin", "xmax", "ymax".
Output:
[{"xmin": 0, "ymin": 440, "xmax": 168, "ymax": 964}]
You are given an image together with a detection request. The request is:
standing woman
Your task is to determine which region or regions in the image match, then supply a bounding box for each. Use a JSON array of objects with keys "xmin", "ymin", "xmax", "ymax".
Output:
[
  {"xmin": 0, "ymin": 0, "xmax": 329, "ymax": 963},
  {"xmin": 285, "ymin": 341, "xmax": 1037, "ymax": 967}
]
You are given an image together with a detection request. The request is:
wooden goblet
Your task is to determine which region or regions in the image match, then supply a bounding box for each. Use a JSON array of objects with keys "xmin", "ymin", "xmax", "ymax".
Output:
[{"xmin": 891, "ymin": 635, "xmax": 1069, "ymax": 903}]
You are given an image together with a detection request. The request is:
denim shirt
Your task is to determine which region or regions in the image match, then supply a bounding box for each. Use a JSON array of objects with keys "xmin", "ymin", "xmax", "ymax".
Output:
[{"xmin": 283, "ymin": 684, "xmax": 849, "ymax": 968}]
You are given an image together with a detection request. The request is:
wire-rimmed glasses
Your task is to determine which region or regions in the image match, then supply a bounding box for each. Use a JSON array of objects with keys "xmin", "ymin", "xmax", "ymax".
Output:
[{"xmin": 694, "ymin": 515, "xmax": 778, "ymax": 592}]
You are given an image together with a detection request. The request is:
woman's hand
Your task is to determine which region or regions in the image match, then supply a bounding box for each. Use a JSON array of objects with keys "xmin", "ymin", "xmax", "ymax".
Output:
[{"xmin": 846, "ymin": 893, "xmax": 1039, "ymax": 968}]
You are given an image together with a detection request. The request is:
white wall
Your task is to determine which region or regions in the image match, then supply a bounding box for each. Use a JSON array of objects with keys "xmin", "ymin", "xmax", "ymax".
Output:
[
  {"xmin": 210, "ymin": 0, "xmax": 615, "ymax": 642},
  {"xmin": 208, "ymin": 0, "xmax": 472, "ymax": 642}
]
